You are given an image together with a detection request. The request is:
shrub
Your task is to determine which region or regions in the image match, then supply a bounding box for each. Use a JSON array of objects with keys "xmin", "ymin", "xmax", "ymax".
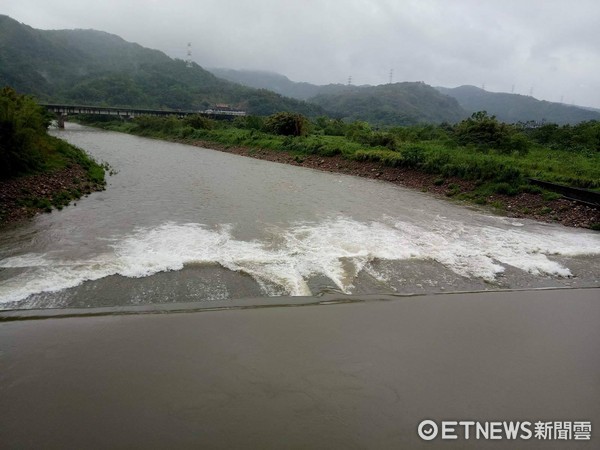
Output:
[
  {"xmin": 345, "ymin": 121, "xmax": 398, "ymax": 150},
  {"xmin": 133, "ymin": 115, "xmax": 164, "ymax": 132},
  {"xmin": 401, "ymin": 146, "xmax": 426, "ymax": 167},
  {"xmin": 264, "ymin": 112, "xmax": 308, "ymax": 136},
  {"xmin": 184, "ymin": 114, "xmax": 216, "ymax": 130},
  {"xmin": 314, "ymin": 116, "xmax": 347, "ymax": 136},
  {"xmin": 233, "ymin": 115, "xmax": 265, "ymax": 131}
]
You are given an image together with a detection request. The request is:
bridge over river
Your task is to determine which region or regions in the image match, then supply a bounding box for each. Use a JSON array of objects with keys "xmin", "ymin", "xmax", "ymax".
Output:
[{"xmin": 40, "ymin": 103, "xmax": 246, "ymax": 127}]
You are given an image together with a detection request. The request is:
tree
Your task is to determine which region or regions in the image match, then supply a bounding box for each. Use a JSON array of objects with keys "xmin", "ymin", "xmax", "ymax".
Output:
[
  {"xmin": 0, "ymin": 87, "xmax": 50, "ymax": 178},
  {"xmin": 454, "ymin": 111, "xmax": 529, "ymax": 155}
]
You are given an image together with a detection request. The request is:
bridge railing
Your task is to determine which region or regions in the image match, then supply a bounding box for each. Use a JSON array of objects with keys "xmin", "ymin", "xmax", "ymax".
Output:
[{"xmin": 40, "ymin": 103, "xmax": 246, "ymax": 119}]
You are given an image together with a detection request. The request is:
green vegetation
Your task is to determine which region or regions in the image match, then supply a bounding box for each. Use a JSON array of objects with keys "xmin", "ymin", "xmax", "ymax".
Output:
[
  {"xmin": 77, "ymin": 111, "xmax": 600, "ymax": 205},
  {"xmin": 0, "ymin": 88, "xmax": 105, "ymax": 222},
  {"xmin": 0, "ymin": 87, "xmax": 104, "ymax": 181},
  {"xmin": 0, "ymin": 87, "xmax": 49, "ymax": 177},
  {"xmin": 524, "ymin": 121, "xmax": 600, "ymax": 153}
]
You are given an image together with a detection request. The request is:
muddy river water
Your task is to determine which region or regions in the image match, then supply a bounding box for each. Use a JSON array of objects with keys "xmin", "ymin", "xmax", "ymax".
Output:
[{"xmin": 1, "ymin": 123, "xmax": 599, "ymax": 310}]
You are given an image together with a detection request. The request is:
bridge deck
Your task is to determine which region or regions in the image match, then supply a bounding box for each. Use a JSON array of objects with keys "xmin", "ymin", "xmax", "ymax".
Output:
[{"xmin": 40, "ymin": 103, "xmax": 245, "ymax": 118}]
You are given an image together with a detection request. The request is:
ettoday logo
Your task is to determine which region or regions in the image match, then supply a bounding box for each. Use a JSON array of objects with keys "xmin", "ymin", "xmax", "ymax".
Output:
[
  {"xmin": 417, "ymin": 420, "xmax": 438, "ymax": 441},
  {"xmin": 417, "ymin": 419, "xmax": 592, "ymax": 441}
]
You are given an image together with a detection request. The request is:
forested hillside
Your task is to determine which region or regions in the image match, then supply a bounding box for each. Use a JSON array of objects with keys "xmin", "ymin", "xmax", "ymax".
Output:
[
  {"xmin": 3, "ymin": 15, "xmax": 598, "ymax": 126},
  {"xmin": 437, "ymin": 85, "xmax": 600, "ymax": 125},
  {"xmin": 309, "ymin": 82, "xmax": 467, "ymax": 125},
  {"xmin": 210, "ymin": 68, "xmax": 600, "ymax": 126},
  {"xmin": 0, "ymin": 15, "xmax": 322, "ymax": 116}
]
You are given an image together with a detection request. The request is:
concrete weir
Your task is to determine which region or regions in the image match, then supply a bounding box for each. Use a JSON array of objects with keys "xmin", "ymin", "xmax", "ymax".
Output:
[{"xmin": 1, "ymin": 288, "xmax": 599, "ymax": 449}]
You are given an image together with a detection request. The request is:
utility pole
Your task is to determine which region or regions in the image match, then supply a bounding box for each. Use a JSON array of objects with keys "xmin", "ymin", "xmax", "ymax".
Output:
[
  {"xmin": 389, "ymin": 68, "xmax": 393, "ymax": 84},
  {"xmin": 348, "ymin": 75, "xmax": 352, "ymax": 86}
]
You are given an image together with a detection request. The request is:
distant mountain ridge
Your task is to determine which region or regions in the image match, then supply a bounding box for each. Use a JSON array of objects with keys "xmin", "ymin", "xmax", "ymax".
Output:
[
  {"xmin": 209, "ymin": 68, "xmax": 322, "ymax": 100},
  {"xmin": 0, "ymin": 15, "xmax": 322, "ymax": 116},
  {"xmin": 0, "ymin": 15, "xmax": 466, "ymax": 126},
  {"xmin": 210, "ymin": 68, "xmax": 466, "ymax": 125},
  {"xmin": 2, "ymin": 15, "xmax": 597, "ymax": 125},
  {"xmin": 436, "ymin": 85, "xmax": 600, "ymax": 125},
  {"xmin": 210, "ymin": 68, "xmax": 600, "ymax": 125}
]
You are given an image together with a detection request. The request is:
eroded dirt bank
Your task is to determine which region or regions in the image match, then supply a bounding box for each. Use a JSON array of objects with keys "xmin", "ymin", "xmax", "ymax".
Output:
[{"xmin": 0, "ymin": 165, "xmax": 105, "ymax": 225}]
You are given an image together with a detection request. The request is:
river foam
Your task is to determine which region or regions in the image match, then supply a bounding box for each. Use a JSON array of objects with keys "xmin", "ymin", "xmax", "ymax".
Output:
[{"xmin": 1, "ymin": 217, "xmax": 599, "ymax": 305}]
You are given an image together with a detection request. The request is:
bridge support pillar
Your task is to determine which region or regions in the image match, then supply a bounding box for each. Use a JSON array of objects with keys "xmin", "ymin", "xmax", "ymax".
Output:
[{"xmin": 57, "ymin": 114, "xmax": 67, "ymax": 129}]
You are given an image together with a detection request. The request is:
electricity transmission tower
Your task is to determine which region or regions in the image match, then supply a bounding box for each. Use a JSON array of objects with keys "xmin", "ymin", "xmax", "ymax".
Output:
[{"xmin": 186, "ymin": 43, "xmax": 193, "ymax": 68}]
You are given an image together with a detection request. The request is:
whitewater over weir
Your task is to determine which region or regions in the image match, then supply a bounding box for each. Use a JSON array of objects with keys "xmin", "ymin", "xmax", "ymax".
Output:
[{"xmin": 1, "ymin": 124, "xmax": 598, "ymax": 309}]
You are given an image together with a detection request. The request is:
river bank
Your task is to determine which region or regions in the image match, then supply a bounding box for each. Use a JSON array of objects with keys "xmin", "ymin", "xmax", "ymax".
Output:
[
  {"xmin": 0, "ymin": 89, "xmax": 106, "ymax": 226},
  {"xmin": 0, "ymin": 164, "xmax": 105, "ymax": 226},
  {"xmin": 184, "ymin": 138, "xmax": 600, "ymax": 229}
]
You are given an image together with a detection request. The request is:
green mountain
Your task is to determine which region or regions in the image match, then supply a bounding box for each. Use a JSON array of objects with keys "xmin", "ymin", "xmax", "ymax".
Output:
[
  {"xmin": 7, "ymin": 15, "xmax": 593, "ymax": 126},
  {"xmin": 209, "ymin": 68, "xmax": 600, "ymax": 126},
  {"xmin": 436, "ymin": 85, "xmax": 600, "ymax": 125},
  {"xmin": 0, "ymin": 15, "xmax": 322, "ymax": 116},
  {"xmin": 309, "ymin": 82, "xmax": 467, "ymax": 126},
  {"xmin": 208, "ymin": 68, "xmax": 467, "ymax": 125},
  {"xmin": 209, "ymin": 68, "xmax": 322, "ymax": 100}
]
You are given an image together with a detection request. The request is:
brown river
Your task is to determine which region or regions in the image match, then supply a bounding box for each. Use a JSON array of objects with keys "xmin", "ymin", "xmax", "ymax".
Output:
[{"xmin": 1, "ymin": 123, "xmax": 599, "ymax": 310}]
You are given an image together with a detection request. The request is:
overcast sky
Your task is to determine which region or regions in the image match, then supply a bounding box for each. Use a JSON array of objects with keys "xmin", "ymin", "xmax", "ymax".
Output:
[{"xmin": 4, "ymin": 0, "xmax": 600, "ymax": 108}]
